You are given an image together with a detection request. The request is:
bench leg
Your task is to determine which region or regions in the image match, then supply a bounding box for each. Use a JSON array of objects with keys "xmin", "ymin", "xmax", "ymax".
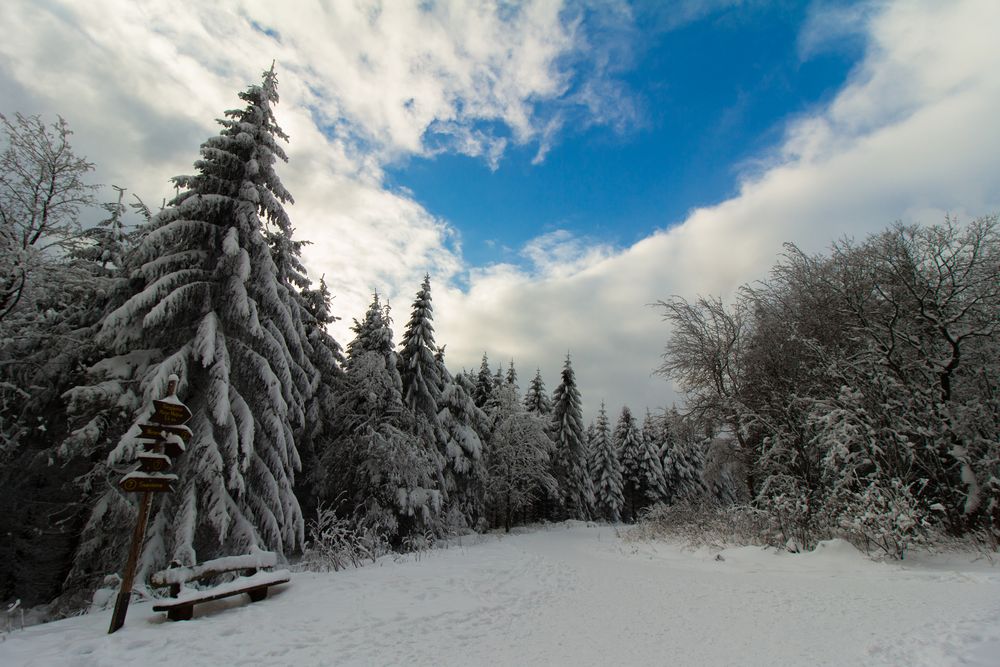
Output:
[
  {"xmin": 167, "ymin": 606, "xmax": 193, "ymax": 621},
  {"xmin": 247, "ymin": 587, "xmax": 268, "ymax": 603}
]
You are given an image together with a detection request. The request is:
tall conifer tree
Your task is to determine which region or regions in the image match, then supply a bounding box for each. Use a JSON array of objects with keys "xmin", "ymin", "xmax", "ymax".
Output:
[
  {"xmin": 505, "ymin": 360, "xmax": 518, "ymax": 391},
  {"xmin": 473, "ymin": 353, "xmax": 494, "ymax": 409},
  {"xmin": 71, "ymin": 66, "xmax": 314, "ymax": 583},
  {"xmin": 618, "ymin": 406, "xmax": 667, "ymax": 521},
  {"xmin": 523, "ymin": 368, "xmax": 552, "ymax": 416},
  {"xmin": 549, "ymin": 354, "xmax": 589, "ymax": 519},
  {"xmin": 399, "ymin": 275, "xmax": 440, "ymax": 423},
  {"xmin": 590, "ymin": 403, "xmax": 623, "ymax": 522},
  {"xmin": 323, "ymin": 293, "xmax": 442, "ymax": 540},
  {"xmin": 435, "ymin": 345, "xmax": 486, "ymax": 527},
  {"xmin": 662, "ymin": 408, "xmax": 707, "ymax": 503}
]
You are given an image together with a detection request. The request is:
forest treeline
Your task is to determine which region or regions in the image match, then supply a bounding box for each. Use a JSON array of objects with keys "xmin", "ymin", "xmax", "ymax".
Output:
[{"xmin": 1, "ymin": 67, "xmax": 996, "ymax": 615}]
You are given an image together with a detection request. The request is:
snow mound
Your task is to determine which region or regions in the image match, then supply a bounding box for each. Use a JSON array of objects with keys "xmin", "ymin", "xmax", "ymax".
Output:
[{"xmin": 807, "ymin": 538, "xmax": 864, "ymax": 558}]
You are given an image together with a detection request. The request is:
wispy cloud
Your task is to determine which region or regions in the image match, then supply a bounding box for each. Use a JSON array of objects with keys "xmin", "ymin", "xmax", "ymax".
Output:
[
  {"xmin": 1, "ymin": 0, "xmax": 997, "ymax": 422},
  {"xmin": 434, "ymin": 0, "xmax": 1000, "ymax": 418},
  {"xmin": 0, "ymin": 0, "xmax": 637, "ymax": 352}
]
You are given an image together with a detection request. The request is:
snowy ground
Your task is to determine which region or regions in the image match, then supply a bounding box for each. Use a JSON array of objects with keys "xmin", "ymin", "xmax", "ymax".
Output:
[{"xmin": 2, "ymin": 523, "xmax": 998, "ymax": 666}]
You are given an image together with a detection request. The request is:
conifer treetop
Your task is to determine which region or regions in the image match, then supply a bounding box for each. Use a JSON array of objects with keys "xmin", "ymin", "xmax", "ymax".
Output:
[{"xmin": 399, "ymin": 274, "xmax": 441, "ymax": 421}]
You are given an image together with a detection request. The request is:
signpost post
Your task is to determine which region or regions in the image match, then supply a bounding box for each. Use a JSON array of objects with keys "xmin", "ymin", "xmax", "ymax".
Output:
[{"xmin": 108, "ymin": 374, "xmax": 191, "ymax": 634}]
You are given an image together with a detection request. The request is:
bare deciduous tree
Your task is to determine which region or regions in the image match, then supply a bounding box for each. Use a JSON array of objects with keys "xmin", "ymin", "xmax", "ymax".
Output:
[{"xmin": 0, "ymin": 113, "xmax": 96, "ymax": 322}]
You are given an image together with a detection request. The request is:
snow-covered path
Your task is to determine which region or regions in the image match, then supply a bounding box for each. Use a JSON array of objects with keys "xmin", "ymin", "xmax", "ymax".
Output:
[{"xmin": 3, "ymin": 523, "xmax": 998, "ymax": 666}]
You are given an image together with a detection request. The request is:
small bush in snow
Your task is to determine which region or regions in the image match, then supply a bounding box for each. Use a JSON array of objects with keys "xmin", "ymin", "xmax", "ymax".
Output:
[
  {"xmin": 756, "ymin": 475, "xmax": 823, "ymax": 551},
  {"xmin": 835, "ymin": 478, "xmax": 931, "ymax": 560},
  {"xmin": 627, "ymin": 501, "xmax": 773, "ymax": 549},
  {"xmin": 401, "ymin": 530, "xmax": 435, "ymax": 559},
  {"xmin": 301, "ymin": 505, "xmax": 390, "ymax": 572}
]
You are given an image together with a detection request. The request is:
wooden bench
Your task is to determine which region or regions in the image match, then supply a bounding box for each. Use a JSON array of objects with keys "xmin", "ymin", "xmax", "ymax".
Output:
[{"xmin": 150, "ymin": 550, "xmax": 290, "ymax": 621}]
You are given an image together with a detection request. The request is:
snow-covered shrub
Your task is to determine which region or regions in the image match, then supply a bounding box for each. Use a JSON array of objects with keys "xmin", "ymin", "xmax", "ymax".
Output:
[
  {"xmin": 627, "ymin": 501, "xmax": 771, "ymax": 549},
  {"xmin": 835, "ymin": 478, "xmax": 931, "ymax": 560},
  {"xmin": 401, "ymin": 530, "xmax": 435, "ymax": 558},
  {"xmin": 756, "ymin": 474, "xmax": 822, "ymax": 550},
  {"xmin": 87, "ymin": 574, "xmax": 121, "ymax": 612},
  {"xmin": 301, "ymin": 505, "xmax": 390, "ymax": 572}
]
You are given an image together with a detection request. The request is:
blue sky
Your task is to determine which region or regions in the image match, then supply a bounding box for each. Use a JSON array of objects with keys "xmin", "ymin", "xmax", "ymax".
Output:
[
  {"xmin": 2, "ymin": 0, "xmax": 998, "ymax": 417},
  {"xmin": 388, "ymin": 3, "xmax": 861, "ymax": 268}
]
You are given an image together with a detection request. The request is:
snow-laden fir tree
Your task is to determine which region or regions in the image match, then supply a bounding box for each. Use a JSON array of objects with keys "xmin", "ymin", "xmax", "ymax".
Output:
[
  {"xmin": 661, "ymin": 408, "xmax": 707, "ymax": 503},
  {"xmin": 702, "ymin": 436, "xmax": 744, "ymax": 505},
  {"xmin": 346, "ymin": 292, "xmax": 394, "ymax": 362},
  {"xmin": 581, "ymin": 419, "xmax": 597, "ymax": 518},
  {"xmin": 435, "ymin": 345, "xmax": 486, "ymax": 529},
  {"xmin": 618, "ymin": 406, "xmax": 667, "ymax": 521},
  {"xmin": 483, "ymin": 383, "xmax": 557, "ymax": 531},
  {"xmin": 398, "ymin": 275, "xmax": 441, "ymax": 424},
  {"xmin": 296, "ymin": 276, "xmax": 344, "ymax": 518},
  {"xmin": 321, "ymin": 292, "xmax": 443, "ymax": 542},
  {"xmin": 641, "ymin": 410, "xmax": 668, "ymax": 498},
  {"xmin": 523, "ymin": 368, "xmax": 552, "ymax": 416},
  {"xmin": 549, "ymin": 354, "xmax": 590, "ymax": 519},
  {"xmin": 265, "ymin": 195, "xmax": 344, "ymax": 517},
  {"xmin": 67, "ymin": 66, "xmax": 316, "ymax": 585},
  {"xmin": 505, "ymin": 360, "xmax": 518, "ymax": 391},
  {"xmin": 585, "ymin": 420, "xmax": 597, "ymax": 479},
  {"xmin": 75, "ymin": 186, "xmax": 132, "ymax": 272},
  {"xmin": 473, "ymin": 353, "xmax": 494, "ymax": 409},
  {"xmin": 590, "ymin": 403, "xmax": 624, "ymax": 522}
]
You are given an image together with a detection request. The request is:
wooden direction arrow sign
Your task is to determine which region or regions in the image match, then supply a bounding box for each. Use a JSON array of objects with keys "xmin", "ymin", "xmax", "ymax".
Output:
[
  {"xmin": 119, "ymin": 472, "xmax": 177, "ymax": 494},
  {"xmin": 137, "ymin": 422, "xmax": 192, "ymax": 443},
  {"xmin": 152, "ymin": 399, "xmax": 192, "ymax": 426},
  {"xmin": 110, "ymin": 374, "xmax": 187, "ymax": 635},
  {"xmin": 110, "ymin": 374, "xmax": 191, "ymax": 634},
  {"xmin": 138, "ymin": 452, "xmax": 172, "ymax": 473},
  {"xmin": 140, "ymin": 439, "xmax": 185, "ymax": 459},
  {"xmin": 137, "ymin": 423, "xmax": 162, "ymax": 440}
]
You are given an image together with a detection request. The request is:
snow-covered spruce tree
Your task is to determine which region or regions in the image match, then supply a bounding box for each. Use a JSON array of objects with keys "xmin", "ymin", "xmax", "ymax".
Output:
[
  {"xmin": 641, "ymin": 409, "xmax": 661, "ymax": 452},
  {"xmin": 549, "ymin": 354, "xmax": 590, "ymax": 519},
  {"xmin": 585, "ymin": 420, "xmax": 597, "ymax": 481},
  {"xmin": 435, "ymin": 347, "xmax": 486, "ymax": 530},
  {"xmin": 265, "ymin": 202, "xmax": 345, "ymax": 520},
  {"xmin": 641, "ymin": 409, "xmax": 670, "ymax": 499},
  {"xmin": 661, "ymin": 408, "xmax": 707, "ymax": 504},
  {"xmin": 398, "ymin": 275, "xmax": 441, "ymax": 424},
  {"xmin": 617, "ymin": 406, "xmax": 666, "ymax": 522},
  {"xmin": 321, "ymin": 292, "xmax": 443, "ymax": 543},
  {"xmin": 68, "ymin": 66, "xmax": 316, "ymax": 587},
  {"xmin": 295, "ymin": 276, "xmax": 345, "ymax": 520},
  {"xmin": 484, "ymin": 384, "xmax": 557, "ymax": 531},
  {"xmin": 702, "ymin": 436, "xmax": 745, "ymax": 506},
  {"xmin": 505, "ymin": 360, "xmax": 518, "ymax": 392},
  {"xmin": 75, "ymin": 186, "xmax": 132, "ymax": 272},
  {"xmin": 473, "ymin": 353, "xmax": 494, "ymax": 409},
  {"xmin": 590, "ymin": 403, "xmax": 624, "ymax": 523},
  {"xmin": 345, "ymin": 291, "xmax": 394, "ymax": 362},
  {"xmin": 523, "ymin": 368, "xmax": 552, "ymax": 416}
]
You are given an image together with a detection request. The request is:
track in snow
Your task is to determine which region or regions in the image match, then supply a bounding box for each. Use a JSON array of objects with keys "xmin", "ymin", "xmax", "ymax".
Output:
[{"xmin": 2, "ymin": 523, "xmax": 998, "ymax": 666}]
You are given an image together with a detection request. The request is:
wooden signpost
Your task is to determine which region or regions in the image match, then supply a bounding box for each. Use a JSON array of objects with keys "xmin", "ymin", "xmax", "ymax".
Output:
[{"xmin": 108, "ymin": 374, "xmax": 191, "ymax": 634}]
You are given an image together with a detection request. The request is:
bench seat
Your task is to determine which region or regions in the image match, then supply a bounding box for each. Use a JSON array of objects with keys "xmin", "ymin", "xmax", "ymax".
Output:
[{"xmin": 152, "ymin": 569, "xmax": 290, "ymax": 621}]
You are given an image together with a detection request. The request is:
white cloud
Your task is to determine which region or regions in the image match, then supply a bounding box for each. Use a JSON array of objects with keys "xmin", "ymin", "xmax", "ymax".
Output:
[
  {"xmin": 2, "ymin": 0, "xmax": 998, "ymax": 425},
  {"xmin": 435, "ymin": 0, "xmax": 1000, "ymax": 421},
  {"xmin": 0, "ymin": 0, "xmax": 632, "ymax": 356}
]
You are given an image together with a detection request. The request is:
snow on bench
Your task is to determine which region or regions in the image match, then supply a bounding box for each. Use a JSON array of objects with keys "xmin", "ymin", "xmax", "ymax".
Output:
[
  {"xmin": 151, "ymin": 570, "xmax": 290, "ymax": 621},
  {"xmin": 149, "ymin": 549, "xmax": 287, "ymax": 621},
  {"xmin": 150, "ymin": 550, "xmax": 278, "ymax": 587}
]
